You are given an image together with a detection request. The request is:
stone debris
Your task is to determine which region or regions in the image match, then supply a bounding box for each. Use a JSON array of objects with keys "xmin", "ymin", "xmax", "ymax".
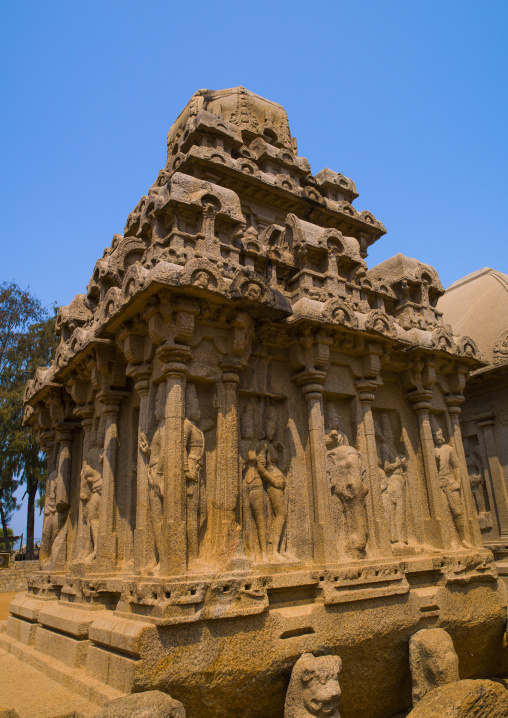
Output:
[{"xmin": 93, "ymin": 691, "xmax": 185, "ymax": 718}]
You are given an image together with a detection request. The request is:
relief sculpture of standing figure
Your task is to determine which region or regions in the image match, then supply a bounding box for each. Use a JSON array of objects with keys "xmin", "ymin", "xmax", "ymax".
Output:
[
  {"xmin": 326, "ymin": 431, "xmax": 368, "ymax": 559},
  {"xmin": 434, "ymin": 429, "xmax": 472, "ymax": 549},
  {"xmin": 139, "ymin": 383, "xmax": 165, "ymax": 570},
  {"xmin": 184, "ymin": 384, "xmax": 205, "ymax": 563},
  {"xmin": 256, "ymin": 405, "xmax": 287, "ymax": 562},
  {"xmin": 79, "ymin": 464, "xmax": 102, "ymax": 563},
  {"xmin": 240, "ymin": 402, "xmax": 267, "ymax": 562},
  {"xmin": 40, "ymin": 470, "xmax": 58, "ymax": 565}
]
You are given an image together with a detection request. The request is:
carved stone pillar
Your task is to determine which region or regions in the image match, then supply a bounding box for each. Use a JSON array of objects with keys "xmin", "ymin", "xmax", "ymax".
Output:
[
  {"xmin": 409, "ymin": 392, "xmax": 444, "ymax": 548},
  {"xmin": 96, "ymin": 391, "xmax": 123, "ymax": 572},
  {"xmin": 128, "ymin": 365, "xmax": 154, "ymax": 573},
  {"xmin": 445, "ymin": 394, "xmax": 483, "ymax": 547},
  {"xmin": 159, "ymin": 349, "xmax": 190, "ymax": 576},
  {"xmin": 295, "ymin": 369, "xmax": 338, "ymax": 563},
  {"xmin": 477, "ymin": 414, "xmax": 508, "ymax": 539},
  {"xmin": 355, "ymin": 379, "xmax": 391, "ymax": 555}
]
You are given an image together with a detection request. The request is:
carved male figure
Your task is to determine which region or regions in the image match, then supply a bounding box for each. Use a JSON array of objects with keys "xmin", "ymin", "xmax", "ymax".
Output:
[
  {"xmin": 40, "ymin": 469, "xmax": 58, "ymax": 565},
  {"xmin": 434, "ymin": 429, "xmax": 471, "ymax": 549},
  {"xmin": 464, "ymin": 439, "xmax": 487, "ymax": 515},
  {"xmin": 256, "ymin": 404, "xmax": 287, "ymax": 561},
  {"xmin": 240, "ymin": 402, "xmax": 267, "ymax": 561},
  {"xmin": 80, "ymin": 464, "xmax": 102, "ymax": 563},
  {"xmin": 409, "ymin": 628, "xmax": 460, "ymax": 705},
  {"xmin": 139, "ymin": 383, "xmax": 165, "ymax": 569},
  {"xmin": 285, "ymin": 653, "xmax": 342, "ymax": 718},
  {"xmin": 184, "ymin": 383, "xmax": 205, "ymax": 562},
  {"xmin": 326, "ymin": 435, "xmax": 368, "ymax": 559}
]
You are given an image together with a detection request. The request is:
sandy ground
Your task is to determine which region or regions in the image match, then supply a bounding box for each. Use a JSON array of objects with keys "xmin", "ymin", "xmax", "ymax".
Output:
[
  {"xmin": 0, "ymin": 594, "xmax": 98, "ymax": 717},
  {"xmin": 0, "ymin": 648, "xmax": 97, "ymax": 717},
  {"xmin": 0, "ymin": 592, "xmax": 18, "ymax": 620}
]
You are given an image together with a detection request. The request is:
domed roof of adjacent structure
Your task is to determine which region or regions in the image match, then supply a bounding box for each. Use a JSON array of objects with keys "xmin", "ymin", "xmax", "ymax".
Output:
[{"xmin": 437, "ymin": 267, "xmax": 508, "ymax": 366}]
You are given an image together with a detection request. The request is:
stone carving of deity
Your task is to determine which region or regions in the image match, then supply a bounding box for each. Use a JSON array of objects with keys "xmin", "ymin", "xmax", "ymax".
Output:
[
  {"xmin": 464, "ymin": 439, "xmax": 487, "ymax": 515},
  {"xmin": 326, "ymin": 432, "xmax": 368, "ymax": 559},
  {"xmin": 139, "ymin": 383, "xmax": 165, "ymax": 569},
  {"xmin": 375, "ymin": 414, "xmax": 408, "ymax": 546},
  {"xmin": 40, "ymin": 470, "xmax": 58, "ymax": 565},
  {"xmin": 383, "ymin": 455, "xmax": 408, "ymax": 546},
  {"xmin": 434, "ymin": 429, "xmax": 472, "ymax": 549},
  {"xmin": 256, "ymin": 405, "xmax": 288, "ymax": 561},
  {"xmin": 240, "ymin": 402, "xmax": 268, "ymax": 562},
  {"xmin": 184, "ymin": 383, "xmax": 205, "ymax": 563},
  {"xmin": 79, "ymin": 464, "xmax": 102, "ymax": 563}
]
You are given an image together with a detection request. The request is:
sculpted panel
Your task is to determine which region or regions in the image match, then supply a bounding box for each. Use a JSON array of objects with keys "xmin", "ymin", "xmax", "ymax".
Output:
[
  {"xmin": 240, "ymin": 399, "xmax": 290, "ymax": 563},
  {"xmin": 79, "ymin": 464, "xmax": 102, "ymax": 563},
  {"xmin": 325, "ymin": 402, "xmax": 368, "ymax": 559},
  {"xmin": 374, "ymin": 411, "xmax": 409, "ymax": 548},
  {"xmin": 139, "ymin": 382, "xmax": 165, "ymax": 571},
  {"xmin": 184, "ymin": 383, "xmax": 206, "ymax": 563},
  {"xmin": 433, "ymin": 428, "xmax": 472, "ymax": 549}
]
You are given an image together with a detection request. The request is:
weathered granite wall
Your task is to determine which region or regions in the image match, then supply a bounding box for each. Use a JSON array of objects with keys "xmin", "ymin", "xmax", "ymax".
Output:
[{"xmin": 0, "ymin": 561, "xmax": 39, "ymax": 593}]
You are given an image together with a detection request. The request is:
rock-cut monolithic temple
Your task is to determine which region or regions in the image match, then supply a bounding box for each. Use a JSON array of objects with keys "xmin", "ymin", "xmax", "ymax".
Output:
[{"xmin": 3, "ymin": 88, "xmax": 508, "ymax": 718}]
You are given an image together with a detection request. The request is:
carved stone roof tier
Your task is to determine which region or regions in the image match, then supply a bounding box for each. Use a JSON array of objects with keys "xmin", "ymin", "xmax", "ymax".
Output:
[
  {"xmin": 24, "ymin": 88, "xmax": 482, "ymax": 406},
  {"xmin": 438, "ymin": 267, "xmax": 508, "ymax": 368}
]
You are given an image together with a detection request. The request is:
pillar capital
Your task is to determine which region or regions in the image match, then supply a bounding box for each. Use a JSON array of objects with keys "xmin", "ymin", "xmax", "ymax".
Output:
[{"xmin": 293, "ymin": 369, "xmax": 327, "ymax": 396}]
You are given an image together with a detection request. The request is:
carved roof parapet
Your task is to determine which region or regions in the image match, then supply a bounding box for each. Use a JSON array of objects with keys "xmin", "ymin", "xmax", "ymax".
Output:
[
  {"xmin": 169, "ymin": 149, "xmax": 386, "ymax": 247},
  {"xmin": 314, "ymin": 167, "xmax": 358, "ymax": 202},
  {"xmin": 24, "ymin": 87, "xmax": 486, "ymax": 411}
]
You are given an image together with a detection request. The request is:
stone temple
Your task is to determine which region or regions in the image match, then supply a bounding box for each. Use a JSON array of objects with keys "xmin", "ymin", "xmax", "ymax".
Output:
[{"xmin": 3, "ymin": 87, "xmax": 507, "ymax": 718}]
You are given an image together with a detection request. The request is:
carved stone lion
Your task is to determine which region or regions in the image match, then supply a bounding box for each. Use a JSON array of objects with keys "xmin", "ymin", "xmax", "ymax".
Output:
[{"xmin": 285, "ymin": 653, "xmax": 342, "ymax": 718}]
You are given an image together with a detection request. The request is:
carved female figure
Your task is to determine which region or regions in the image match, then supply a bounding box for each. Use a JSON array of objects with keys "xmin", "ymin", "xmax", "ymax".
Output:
[
  {"xmin": 80, "ymin": 464, "xmax": 102, "ymax": 563},
  {"xmin": 256, "ymin": 405, "xmax": 287, "ymax": 561},
  {"xmin": 434, "ymin": 429, "xmax": 472, "ymax": 549},
  {"xmin": 384, "ymin": 455, "xmax": 408, "ymax": 546},
  {"xmin": 326, "ymin": 433, "xmax": 368, "ymax": 559}
]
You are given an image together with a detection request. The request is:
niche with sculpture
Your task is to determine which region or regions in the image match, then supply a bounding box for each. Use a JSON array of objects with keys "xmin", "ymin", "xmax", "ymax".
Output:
[
  {"xmin": 374, "ymin": 409, "xmax": 411, "ymax": 550},
  {"xmin": 463, "ymin": 434, "xmax": 492, "ymax": 532},
  {"xmin": 431, "ymin": 416, "xmax": 472, "ymax": 550},
  {"xmin": 324, "ymin": 398, "xmax": 369, "ymax": 560},
  {"xmin": 239, "ymin": 397, "xmax": 291, "ymax": 564}
]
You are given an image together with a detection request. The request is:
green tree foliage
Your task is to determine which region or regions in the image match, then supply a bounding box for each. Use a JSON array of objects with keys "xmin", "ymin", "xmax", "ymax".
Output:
[
  {"xmin": 0, "ymin": 282, "xmax": 58, "ymax": 555},
  {"xmin": 0, "ymin": 527, "xmax": 15, "ymax": 551}
]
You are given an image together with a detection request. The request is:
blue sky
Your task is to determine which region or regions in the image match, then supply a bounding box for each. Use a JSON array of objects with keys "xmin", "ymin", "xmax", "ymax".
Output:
[{"xmin": 2, "ymin": 0, "xmax": 507, "ymax": 539}]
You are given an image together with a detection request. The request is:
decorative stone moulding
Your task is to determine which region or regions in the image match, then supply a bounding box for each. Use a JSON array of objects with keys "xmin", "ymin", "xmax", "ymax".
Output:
[{"xmin": 11, "ymin": 87, "xmax": 504, "ymax": 718}]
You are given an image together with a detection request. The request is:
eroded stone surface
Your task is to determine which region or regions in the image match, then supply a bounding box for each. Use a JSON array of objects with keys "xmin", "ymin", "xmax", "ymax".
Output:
[
  {"xmin": 409, "ymin": 628, "xmax": 459, "ymax": 704},
  {"xmin": 406, "ymin": 679, "xmax": 508, "ymax": 717},
  {"xmin": 93, "ymin": 691, "xmax": 185, "ymax": 718}
]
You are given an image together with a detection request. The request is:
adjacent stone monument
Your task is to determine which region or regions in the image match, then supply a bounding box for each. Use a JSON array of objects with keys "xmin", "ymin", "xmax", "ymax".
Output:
[
  {"xmin": 438, "ymin": 268, "xmax": 508, "ymax": 581},
  {"xmin": 2, "ymin": 88, "xmax": 506, "ymax": 718}
]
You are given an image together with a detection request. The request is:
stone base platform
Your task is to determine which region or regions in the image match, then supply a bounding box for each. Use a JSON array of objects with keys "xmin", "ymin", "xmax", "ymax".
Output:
[
  {"xmin": 0, "ymin": 617, "xmax": 125, "ymax": 710},
  {"xmin": 3, "ymin": 551, "xmax": 508, "ymax": 718}
]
